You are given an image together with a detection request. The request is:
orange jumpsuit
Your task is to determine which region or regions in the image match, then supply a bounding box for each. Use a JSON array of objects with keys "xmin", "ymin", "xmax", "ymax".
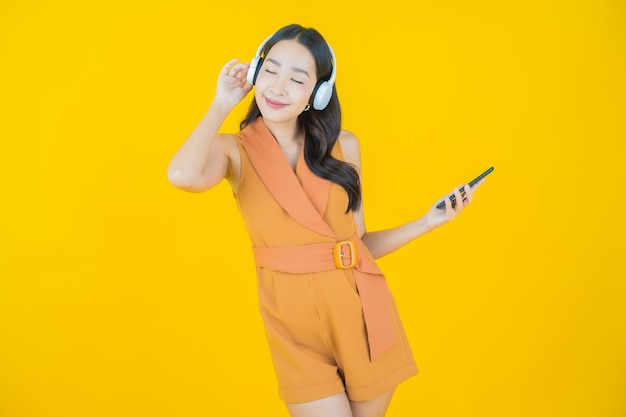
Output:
[{"xmin": 233, "ymin": 117, "xmax": 418, "ymax": 403}]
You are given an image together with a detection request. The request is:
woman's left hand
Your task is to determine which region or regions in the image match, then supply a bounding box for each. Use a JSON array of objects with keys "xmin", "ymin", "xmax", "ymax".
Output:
[{"xmin": 424, "ymin": 178, "xmax": 485, "ymax": 231}]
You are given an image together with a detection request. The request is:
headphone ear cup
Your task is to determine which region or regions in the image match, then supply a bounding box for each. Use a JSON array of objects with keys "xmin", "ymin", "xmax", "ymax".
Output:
[
  {"xmin": 247, "ymin": 56, "xmax": 263, "ymax": 85},
  {"xmin": 312, "ymin": 81, "xmax": 333, "ymax": 110}
]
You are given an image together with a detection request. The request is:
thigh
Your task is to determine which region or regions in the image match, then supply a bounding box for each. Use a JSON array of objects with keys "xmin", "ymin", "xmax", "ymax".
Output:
[
  {"xmin": 350, "ymin": 389, "xmax": 395, "ymax": 417},
  {"xmin": 286, "ymin": 392, "xmax": 353, "ymax": 417}
]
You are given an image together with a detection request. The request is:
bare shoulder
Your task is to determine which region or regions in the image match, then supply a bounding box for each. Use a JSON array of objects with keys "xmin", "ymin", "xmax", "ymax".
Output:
[{"xmin": 337, "ymin": 129, "xmax": 361, "ymax": 166}]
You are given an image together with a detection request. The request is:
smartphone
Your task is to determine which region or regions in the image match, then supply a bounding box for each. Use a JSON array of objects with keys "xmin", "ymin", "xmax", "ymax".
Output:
[{"xmin": 436, "ymin": 166, "xmax": 494, "ymax": 209}]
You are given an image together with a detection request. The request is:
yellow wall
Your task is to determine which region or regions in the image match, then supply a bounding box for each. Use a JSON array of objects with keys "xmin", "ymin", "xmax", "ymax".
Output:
[{"xmin": 1, "ymin": 1, "xmax": 624, "ymax": 416}]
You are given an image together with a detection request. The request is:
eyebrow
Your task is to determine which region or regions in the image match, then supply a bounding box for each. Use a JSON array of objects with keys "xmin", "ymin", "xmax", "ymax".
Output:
[{"xmin": 266, "ymin": 58, "xmax": 310, "ymax": 77}]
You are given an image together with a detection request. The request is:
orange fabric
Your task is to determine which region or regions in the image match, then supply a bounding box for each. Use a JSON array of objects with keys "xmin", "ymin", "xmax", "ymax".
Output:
[
  {"xmin": 240, "ymin": 117, "xmax": 396, "ymax": 360},
  {"xmin": 252, "ymin": 233, "xmax": 397, "ymax": 360},
  {"xmin": 233, "ymin": 117, "xmax": 418, "ymax": 402}
]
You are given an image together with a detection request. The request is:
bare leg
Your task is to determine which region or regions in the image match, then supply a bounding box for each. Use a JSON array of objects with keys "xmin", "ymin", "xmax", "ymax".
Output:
[
  {"xmin": 286, "ymin": 392, "xmax": 353, "ymax": 417},
  {"xmin": 350, "ymin": 388, "xmax": 395, "ymax": 417},
  {"xmin": 285, "ymin": 388, "xmax": 396, "ymax": 417}
]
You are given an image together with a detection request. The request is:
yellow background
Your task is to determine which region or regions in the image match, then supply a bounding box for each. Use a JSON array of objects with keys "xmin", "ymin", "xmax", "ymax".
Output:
[{"xmin": 1, "ymin": 1, "xmax": 625, "ymax": 416}]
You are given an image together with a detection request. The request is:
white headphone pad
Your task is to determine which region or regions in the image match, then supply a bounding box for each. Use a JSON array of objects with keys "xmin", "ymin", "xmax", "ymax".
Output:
[
  {"xmin": 247, "ymin": 56, "xmax": 261, "ymax": 85},
  {"xmin": 313, "ymin": 81, "xmax": 332, "ymax": 110}
]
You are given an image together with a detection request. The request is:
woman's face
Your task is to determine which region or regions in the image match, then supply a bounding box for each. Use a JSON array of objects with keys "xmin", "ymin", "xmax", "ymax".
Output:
[{"xmin": 254, "ymin": 39, "xmax": 318, "ymax": 124}]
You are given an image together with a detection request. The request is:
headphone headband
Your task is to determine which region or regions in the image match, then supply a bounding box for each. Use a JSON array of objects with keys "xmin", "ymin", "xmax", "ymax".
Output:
[
  {"xmin": 324, "ymin": 44, "xmax": 337, "ymax": 86},
  {"xmin": 254, "ymin": 33, "xmax": 275, "ymax": 57},
  {"xmin": 246, "ymin": 31, "xmax": 337, "ymax": 110}
]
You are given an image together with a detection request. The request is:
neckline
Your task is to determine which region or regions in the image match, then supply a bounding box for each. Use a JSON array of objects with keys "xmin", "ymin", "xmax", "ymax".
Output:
[{"xmin": 276, "ymin": 136, "xmax": 304, "ymax": 175}]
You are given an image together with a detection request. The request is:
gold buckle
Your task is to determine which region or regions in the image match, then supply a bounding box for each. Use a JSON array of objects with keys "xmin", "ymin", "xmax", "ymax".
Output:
[{"xmin": 333, "ymin": 240, "xmax": 358, "ymax": 269}]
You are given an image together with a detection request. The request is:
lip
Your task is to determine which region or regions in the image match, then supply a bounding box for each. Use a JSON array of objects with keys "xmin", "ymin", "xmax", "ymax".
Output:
[{"xmin": 264, "ymin": 97, "xmax": 288, "ymax": 109}]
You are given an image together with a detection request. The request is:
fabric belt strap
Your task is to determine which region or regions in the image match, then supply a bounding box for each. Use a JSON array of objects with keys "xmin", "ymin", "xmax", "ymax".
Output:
[{"xmin": 252, "ymin": 232, "xmax": 397, "ymax": 361}]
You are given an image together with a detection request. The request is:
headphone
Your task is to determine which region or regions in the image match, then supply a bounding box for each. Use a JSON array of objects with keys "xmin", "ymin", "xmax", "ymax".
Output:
[{"xmin": 246, "ymin": 31, "xmax": 337, "ymax": 111}]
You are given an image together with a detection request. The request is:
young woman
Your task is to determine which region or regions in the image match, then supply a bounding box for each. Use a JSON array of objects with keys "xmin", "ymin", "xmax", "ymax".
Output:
[{"xmin": 168, "ymin": 24, "xmax": 484, "ymax": 417}]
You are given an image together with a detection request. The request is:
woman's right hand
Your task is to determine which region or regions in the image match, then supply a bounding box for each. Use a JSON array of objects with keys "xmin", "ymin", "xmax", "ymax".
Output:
[{"xmin": 214, "ymin": 58, "xmax": 253, "ymax": 110}]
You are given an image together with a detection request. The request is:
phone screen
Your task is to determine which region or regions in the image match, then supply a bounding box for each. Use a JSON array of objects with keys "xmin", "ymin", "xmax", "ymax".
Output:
[{"xmin": 436, "ymin": 166, "xmax": 494, "ymax": 209}]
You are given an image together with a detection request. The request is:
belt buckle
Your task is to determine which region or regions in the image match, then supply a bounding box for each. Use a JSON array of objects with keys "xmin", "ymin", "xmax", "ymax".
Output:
[{"xmin": 333, "ymin": 240, "xmax": 358, "ymax": 269}]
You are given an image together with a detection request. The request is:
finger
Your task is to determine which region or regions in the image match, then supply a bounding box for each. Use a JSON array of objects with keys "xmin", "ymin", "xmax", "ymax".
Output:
[
  {"xmin": 231, "ymin": 62, "xmax": 250, "ymax": 71},
  {"xmin": 465, "ymin": 183, "xmax": 474, "ymax": 204},
  {"xmin": 444, "ymin": 194, "xmax": 455, "ymax": 219},
  {"xmin": 453, "ymin": 187, "xmax": 464, "ymax": 210},
  {"xmin": 232, "ymin": 63, "xmax": 251, "ymax": 80},
  {"xmin": 221, "ymin": 58, "xmax": 238, "ymax": 74}
]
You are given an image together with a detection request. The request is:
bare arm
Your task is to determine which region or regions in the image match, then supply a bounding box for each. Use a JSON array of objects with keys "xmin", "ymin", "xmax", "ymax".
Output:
[
  {"xmin": 167, "ymin": 59, "xmax": 252, "ymax": 192},
  {"xmin": 339, "ymin": 131, "xmax": 484, "ymax": 259}
]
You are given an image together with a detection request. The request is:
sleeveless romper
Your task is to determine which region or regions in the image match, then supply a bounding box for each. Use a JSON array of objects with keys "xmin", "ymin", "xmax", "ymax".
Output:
[{"xmin": 233, "ymin": 117, "xmax": 418, "ymax": 403}]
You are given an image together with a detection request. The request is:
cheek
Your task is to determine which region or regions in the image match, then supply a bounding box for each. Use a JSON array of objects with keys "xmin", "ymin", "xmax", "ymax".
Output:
[
  {"xmin": 254, "ymin": 74, "xmax": 269, "ymax": 92},
  {"xmin": 253, "ymin": 77, "xmax": 272, "ymax": 104},
  {"xmin": 254, "ymin": 87, "xmax": 263, "ymax": 104},
  {"xmin": 296, "ymin": 84, "xmax": 316, "ymax": 103}
]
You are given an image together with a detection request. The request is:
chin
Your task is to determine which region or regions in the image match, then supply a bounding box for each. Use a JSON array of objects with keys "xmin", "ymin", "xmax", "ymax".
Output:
[
  {"xmin": 258, "ymin": 108, "xmax": 298, "ymax": 124},
  {"xmin": 259, "ymin": 114, "xmax": 291, "ymax": 124}
]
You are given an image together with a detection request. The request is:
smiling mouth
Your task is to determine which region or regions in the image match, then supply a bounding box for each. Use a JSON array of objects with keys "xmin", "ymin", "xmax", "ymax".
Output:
[{"xmin": 264, "ymin": 97, "xmax": 288, "ymax": 109}]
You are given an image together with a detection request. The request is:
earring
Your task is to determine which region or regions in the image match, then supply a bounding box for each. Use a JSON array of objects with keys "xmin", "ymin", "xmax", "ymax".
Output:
[{"xmin": 303, "ymin": 104, "xmax": 311, "ymax": 111}]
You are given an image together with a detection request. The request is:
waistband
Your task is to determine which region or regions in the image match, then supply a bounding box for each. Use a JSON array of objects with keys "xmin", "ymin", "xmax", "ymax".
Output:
[{"xmin": 251, "ymin": 233, "xmax": 396, "ymax": 361}]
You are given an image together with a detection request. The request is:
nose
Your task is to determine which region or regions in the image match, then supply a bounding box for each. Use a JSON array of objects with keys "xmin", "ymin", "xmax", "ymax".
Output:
[{"xmin": 270, "ymin": 75, "xmax": 288, "ymax": 95}]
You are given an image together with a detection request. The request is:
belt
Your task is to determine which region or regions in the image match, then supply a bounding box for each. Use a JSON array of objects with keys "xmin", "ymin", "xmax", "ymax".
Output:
[{"xmin": 252, "ymin": 233, "xmax": 396, "ymax": 361}]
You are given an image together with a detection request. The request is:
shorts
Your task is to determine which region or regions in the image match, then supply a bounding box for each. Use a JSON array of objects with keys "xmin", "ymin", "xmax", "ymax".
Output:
[{"xmin": 257, "ymin": 266, "xmax": 419, "ymax": 404}]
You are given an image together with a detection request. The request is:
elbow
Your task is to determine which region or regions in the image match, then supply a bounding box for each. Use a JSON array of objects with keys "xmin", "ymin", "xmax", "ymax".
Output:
[
  {"xmin": 167, "ymin": 166, "xmax": 196, "ymax": 191},
  {"xmin": 167, "ymin": 166, "xmax": 214, "ymax": 193}
]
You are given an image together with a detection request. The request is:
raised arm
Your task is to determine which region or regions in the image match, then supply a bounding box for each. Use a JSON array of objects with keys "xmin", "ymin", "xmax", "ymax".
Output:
[
  {"xmin": 339, "ymin": 131, "xmax": 485, "ymax": 259},
  {"xmin": 167, "ymin": 59, "xmax": 252, "ymax": 192}
]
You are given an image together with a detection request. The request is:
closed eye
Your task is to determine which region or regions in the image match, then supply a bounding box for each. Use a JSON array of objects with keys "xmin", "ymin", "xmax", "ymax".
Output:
[
  {"xmin": 264, "ymin": 69, "xmax": 276, "ymax": 74},
  {"xmin": 291, "ymin": 79, "xmax": 304, "ymax": 84}
]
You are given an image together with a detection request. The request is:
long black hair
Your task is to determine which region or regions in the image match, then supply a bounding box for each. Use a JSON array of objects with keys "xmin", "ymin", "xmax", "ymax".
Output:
[{"xmin": 240, "ymin": 24, "xmax": 361, "ymax": 213}]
